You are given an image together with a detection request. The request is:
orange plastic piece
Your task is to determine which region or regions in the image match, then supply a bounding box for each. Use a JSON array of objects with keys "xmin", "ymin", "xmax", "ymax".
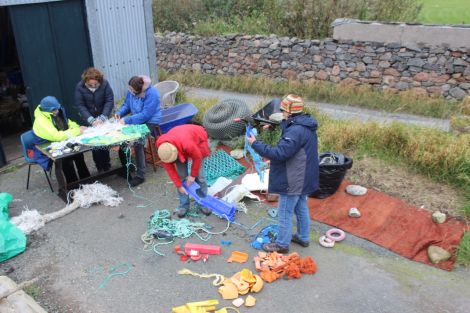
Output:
[
  {"xmin": 285, "ymin": 263, "xmax": 302, "ymax": 279},
  {"xmin": 254, "ymin": 256, "xmax": 262, "ymax": 271},
  {"xmin": 260, "ymin": 269, "xmax": 278, "ymax": 283},
  {"xmin": 300, "ymin": 256, "xmax": 317, "ymax": 274},
  {"xmin": 174, "ymin": 245, "xmax": 181, "ymax": 254},
  {"xmin": 258, "ymin": 251, "xmax": 268, "ymax": 258},
  {"xmin": 227, "ymin": 251, "xmax": 249, "ymax": 263}
]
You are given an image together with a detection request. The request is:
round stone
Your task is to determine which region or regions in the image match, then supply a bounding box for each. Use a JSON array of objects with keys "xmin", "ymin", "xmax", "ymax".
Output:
[{"xmin": 346, "ymin": 185, "xmax": 368, "ymax": 196}]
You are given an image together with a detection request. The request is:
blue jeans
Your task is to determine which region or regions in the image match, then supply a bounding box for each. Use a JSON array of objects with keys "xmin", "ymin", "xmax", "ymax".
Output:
[
  {"xmin": 276, "ymin": 194, "xmax": 311, "ymax": 247},
  {"xmin": 175, "ymin": 159, "xmax": 207, "ymax": 209}
]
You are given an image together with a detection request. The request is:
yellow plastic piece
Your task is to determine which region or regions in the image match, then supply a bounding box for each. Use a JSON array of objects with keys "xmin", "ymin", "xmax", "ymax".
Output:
[
  {"xmin": 245, "ymin": 295, "xmax": 256, "ymax": 307},
  {"xmin": 173, "ymin": 300, "xmax": 219, "ymax": 313},
  {"xmin": 218, "ymin": 282, "xmax": 239, "ymax": 300},
  {"xmin": 186, "ymin": 300, "xmax": 219, "ymax": 308},
  {"xmin": 240, "ymin": 268, "xmax": 256, "ymax": 283},
  {"xmin": 250, "ymin": 274, "xmax": 264, "ymax": 293},
  {"xmin": 238, "ymin": 287, "xmax": 250, "ymax": 295},
  {"xmin": 214, "ymin": 309, "xmax": 227, "ymax": 313},
  {"xmin": 172, "ymin": 305, "xmax": 191, "ymax": 313}
]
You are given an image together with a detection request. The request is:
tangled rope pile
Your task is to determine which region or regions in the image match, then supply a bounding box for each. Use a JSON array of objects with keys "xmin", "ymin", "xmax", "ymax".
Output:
[
  {"xmin": 141, "ymin": 209, "xmax": 231, "ymax": 256},
  {"xmin": 11, "ymin": 182, "xmax": 123, "ymax": 234}
]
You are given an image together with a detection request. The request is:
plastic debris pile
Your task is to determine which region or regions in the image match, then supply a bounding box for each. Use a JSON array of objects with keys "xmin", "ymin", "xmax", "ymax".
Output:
[{"xmin": 253, "ymin": 251, "xmax": 317, "ymax": 282}]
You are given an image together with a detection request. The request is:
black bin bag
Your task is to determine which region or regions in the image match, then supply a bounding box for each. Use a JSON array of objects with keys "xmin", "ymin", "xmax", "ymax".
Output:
[{"xmin": 309, "ymin": 152, "xmax": 353, "ymax": 199}]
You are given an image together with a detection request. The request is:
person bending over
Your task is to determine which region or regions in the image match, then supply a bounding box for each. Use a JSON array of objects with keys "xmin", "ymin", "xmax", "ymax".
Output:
[{"xmin": 156, "ymin": 124, "xmax": 212, "ymax": 218}]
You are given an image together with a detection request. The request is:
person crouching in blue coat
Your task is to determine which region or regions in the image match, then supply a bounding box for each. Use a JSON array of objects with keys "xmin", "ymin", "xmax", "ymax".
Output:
[
  {"xmin": 247, "ymin": 94, "xmax": 319, "ymax": 253},
  {"xmin": 115, "ymin": 75, "xmax": 161, "ymax": 187}
]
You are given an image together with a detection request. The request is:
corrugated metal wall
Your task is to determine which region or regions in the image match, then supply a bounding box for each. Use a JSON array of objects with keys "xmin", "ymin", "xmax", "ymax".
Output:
[
  {"xmin": 85, "ymin": 0, "xmax": 156, "ymax": 100},
  {"xmin": 0, "ymin": 0, "xmax": 60, "ymax": 5},
  {"xmin": 1, "ymin": 0, "xmax": 156, "ymax": 101}
]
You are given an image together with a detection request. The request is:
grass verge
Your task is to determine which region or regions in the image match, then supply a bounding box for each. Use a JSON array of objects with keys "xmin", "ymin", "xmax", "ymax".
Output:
[
  {"xmin": 457, "ymin": 231, "xmax": 470, "ymax": 266},
  {"xmin": 418, "ymin": 0, "xmax": 470, "ymax": 24},
  {"xmin": 159, "ymin": 69, "xmax": 460, "ymax": 119}
]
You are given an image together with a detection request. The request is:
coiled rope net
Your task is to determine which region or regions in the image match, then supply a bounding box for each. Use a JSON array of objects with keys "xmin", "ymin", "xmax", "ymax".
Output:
[{"xmin": 203, "ymin": 98, "xmax": 251, "ymax": 140}]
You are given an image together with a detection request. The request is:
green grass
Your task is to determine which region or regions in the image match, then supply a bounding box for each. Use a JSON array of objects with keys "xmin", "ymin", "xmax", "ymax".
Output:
[
  {"xmin": 159, "ymin": 69, "xmax": 460, "ymax": 119},
  {"xmin": 457, "ymin": 231, "xmax": 470, "ymax": 266},
  {"xmin": 418, "ymin": 0, "xmax": 470, "ymax": 24}
]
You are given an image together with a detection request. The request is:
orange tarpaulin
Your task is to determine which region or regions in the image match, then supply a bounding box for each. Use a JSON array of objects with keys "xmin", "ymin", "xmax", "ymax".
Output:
[
  {"xmin": 308, "ymin": 181, "xmax": 468, "ymax": 271},
  {"xmin": 217, "ymin": 145, "xmax": 467, "ymax": 271}
]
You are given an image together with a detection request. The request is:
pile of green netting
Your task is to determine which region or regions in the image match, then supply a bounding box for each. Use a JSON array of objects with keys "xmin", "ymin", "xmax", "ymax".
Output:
[
  {"xmin": 80, "ymin": 124, "xmax": 150, "ymax": 147},
  {"xmin": 190, "ymin": 150, "xmax": 246, "ymax": 186}
]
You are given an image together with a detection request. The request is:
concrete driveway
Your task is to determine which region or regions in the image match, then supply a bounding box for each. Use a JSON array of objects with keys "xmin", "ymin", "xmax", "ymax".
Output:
[{"xmin": 1, "ymin": 156, "xmax": 469, "ymax": 313}]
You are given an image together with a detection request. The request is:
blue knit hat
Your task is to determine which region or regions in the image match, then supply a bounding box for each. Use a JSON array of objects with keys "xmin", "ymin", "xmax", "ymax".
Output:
[{"xmin": 39, "ymin": 96, "xmax": 61, "ymax": 112}]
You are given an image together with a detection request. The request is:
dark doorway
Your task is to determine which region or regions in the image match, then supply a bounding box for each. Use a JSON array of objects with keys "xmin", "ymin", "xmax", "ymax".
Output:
[
  {"xmin": 0, "ymin": 6, "xmax": 29, "ymax": 165},
  {"xmin": 0, "ymin": 0, "xmax": 92, "ymax": 167},
  {"xmin": 8, "ymin": 0, "xmax": 92, "ymax": 123}
]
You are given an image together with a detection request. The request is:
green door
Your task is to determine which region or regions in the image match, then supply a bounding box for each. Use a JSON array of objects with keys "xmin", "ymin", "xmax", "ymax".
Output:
[{"xmin": 8, "ymin": 0, "xmax": 92, "ymax": 123}]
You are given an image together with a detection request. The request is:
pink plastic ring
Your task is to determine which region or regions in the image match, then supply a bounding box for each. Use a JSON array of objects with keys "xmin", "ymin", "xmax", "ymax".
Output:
[
  {"xmin": 326, "ymin": 228, "xmax": 346, "ymax": 242},
  {"xmin": 319, "ymin": 235, "xmax": 335, "ymax": 248}
]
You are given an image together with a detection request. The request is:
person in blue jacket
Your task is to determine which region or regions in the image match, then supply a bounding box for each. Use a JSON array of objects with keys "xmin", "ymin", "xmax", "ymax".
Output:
[
  {"xmin": 247, "ymin": 94, "xmax": 319, "ymax": 253},
  {"xmin": 115, "ymin": 75, "xmax": 161, "ymax": 187},
  {"xmin": 75, "ymin": 67, "xmax": 114, "ymax": 172}
]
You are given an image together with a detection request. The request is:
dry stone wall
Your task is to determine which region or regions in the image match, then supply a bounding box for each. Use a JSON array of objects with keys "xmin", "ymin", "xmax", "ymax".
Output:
[{"xmin": 156, "ymin": 32, "xmax": 470, "ymax": 101}]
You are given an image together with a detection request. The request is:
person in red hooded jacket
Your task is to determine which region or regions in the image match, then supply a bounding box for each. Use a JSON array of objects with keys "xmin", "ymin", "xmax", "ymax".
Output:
[{"xmin": 156, "ymin": 124, "xmax": 212, "ymax": 218}]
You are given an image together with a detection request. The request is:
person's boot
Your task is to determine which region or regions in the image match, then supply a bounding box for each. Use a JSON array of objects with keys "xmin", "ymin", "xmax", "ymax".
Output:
[
  {"xmin": 291, "ymin": 234, "xmax": 310, "ymax": 247},
  {"xmin": 118, "ymin": 168, "xmax": 132, "ymax": 180},
  {"xmin": 199, "ymin": 206, "xmax": 212, "ymax": 216},
  {"xmin": 129, "ymin": 176, "xmax": 145, "ymax": 187},
  {"xmin": 262, "ymin": 242, "xmax": 289, "ymax": 253},
  {"xmin": 176, "ymin": 207, "xmax": 188, "ymax": 218}
]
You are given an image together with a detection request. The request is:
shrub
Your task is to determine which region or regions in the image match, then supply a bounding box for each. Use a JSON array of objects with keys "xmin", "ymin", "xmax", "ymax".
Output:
[{"xmin": 153, "ymin": 0, "xmax": 422, "ymax": 38}]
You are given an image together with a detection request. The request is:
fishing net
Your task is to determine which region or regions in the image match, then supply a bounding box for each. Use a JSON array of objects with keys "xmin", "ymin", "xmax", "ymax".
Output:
[
  {"xmin": 78, "ymin": 122, "xmax": 149, "ymax": 147},
  {"xmin": 189, "ymin": 150, "xmax": 246, "ymax": 186}
]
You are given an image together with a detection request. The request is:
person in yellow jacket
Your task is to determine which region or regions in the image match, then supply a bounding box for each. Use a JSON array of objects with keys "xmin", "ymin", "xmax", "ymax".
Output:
[{"xmin": 32, "ymin": 96, "xmax": 90, "ymax": 183}]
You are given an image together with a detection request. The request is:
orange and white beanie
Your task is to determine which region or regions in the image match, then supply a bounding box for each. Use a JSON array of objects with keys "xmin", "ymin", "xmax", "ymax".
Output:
[{"xmin": 280, "ymin": 94, "xmax": 304, "ymax": 114}]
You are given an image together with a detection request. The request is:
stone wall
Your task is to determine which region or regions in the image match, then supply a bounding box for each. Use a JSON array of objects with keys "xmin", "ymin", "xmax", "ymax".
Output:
[{"xmin": 156, "ymin": 33, "xmax": 470, "ymax": 101}]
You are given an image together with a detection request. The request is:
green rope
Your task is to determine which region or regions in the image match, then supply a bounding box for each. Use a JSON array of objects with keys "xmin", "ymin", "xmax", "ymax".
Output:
[
  {"xmin": 99, "ymin": 263, "xmax": 132, "ymax": 289},
  {"xmin": 141, "ymin": 209, "xmax": 231, "ymax": 256}
]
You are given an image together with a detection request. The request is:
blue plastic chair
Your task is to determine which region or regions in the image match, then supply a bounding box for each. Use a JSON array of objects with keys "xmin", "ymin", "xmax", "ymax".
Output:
[{"xmin": 20, "ymin": 130, "xmax": 54, "ymax": 192}]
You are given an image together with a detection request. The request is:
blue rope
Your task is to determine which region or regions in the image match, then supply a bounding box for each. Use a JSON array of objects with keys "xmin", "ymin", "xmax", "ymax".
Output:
[{"xmin": 244, "ymin": 125, "xmax": 265, "ymax": 181}]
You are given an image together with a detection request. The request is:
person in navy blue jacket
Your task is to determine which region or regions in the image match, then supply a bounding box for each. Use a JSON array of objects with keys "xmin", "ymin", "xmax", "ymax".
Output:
[
  {"xmin": 247, "ymin": 94, "xmax": 319, "ymax": 253},
  {"xmin": 115, "ymin": 75, "xmax": 161, "ymax": 187},
  {"xmin": 75, "ymin": 67, "xmax": 114, "ymax": 172}
]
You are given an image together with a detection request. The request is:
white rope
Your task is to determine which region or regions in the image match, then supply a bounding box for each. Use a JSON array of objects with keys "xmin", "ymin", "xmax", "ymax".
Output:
[{"xmin": 11, "ymin": 182, "xmax": 122, "ymax": 234}]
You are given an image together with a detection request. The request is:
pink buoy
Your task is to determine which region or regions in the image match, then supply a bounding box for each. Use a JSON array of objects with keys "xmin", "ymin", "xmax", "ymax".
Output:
[
  {"xmin": 319, "ymin": 235, "xmax": 335, "ymax": 248},
  {"xmin": 326, "ymin": 228, "xmax": 346, "ymax": 242}
]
